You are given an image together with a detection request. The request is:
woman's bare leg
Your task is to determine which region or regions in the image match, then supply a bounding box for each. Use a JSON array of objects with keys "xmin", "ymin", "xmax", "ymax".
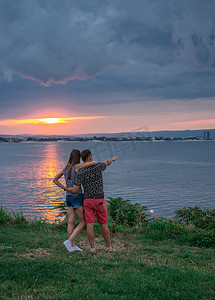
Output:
[
  {"xmin": 68, "ymin": 206, "xmax": 86, "ymax": 244},
  {"xmin": 67, "ymin": 207, "xmax": 76, "ymax": 246}
]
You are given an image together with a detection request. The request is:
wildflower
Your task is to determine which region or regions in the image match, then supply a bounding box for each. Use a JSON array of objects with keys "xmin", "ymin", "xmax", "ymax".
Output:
[{"xmin": 203, "ymin": 217, "xmax": 206, "ymax": 222}]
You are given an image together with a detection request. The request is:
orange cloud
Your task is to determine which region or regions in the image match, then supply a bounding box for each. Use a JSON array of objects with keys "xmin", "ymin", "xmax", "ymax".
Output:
[
  {"xmin": 0, "ymin": 116, "xmax": 104, "ymax": 126},
  {"xmin": 15, "ymin": 68, "xmax": 103, "ymax": 87}
]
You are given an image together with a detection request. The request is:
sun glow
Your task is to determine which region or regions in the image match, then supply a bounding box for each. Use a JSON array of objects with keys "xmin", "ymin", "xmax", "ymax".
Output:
[
  {"xmin": 39, "ymin": 118, "xmax": 61, "ymax": 124},
  {"xmin": 0, "ymin": 116, "xmax": 104, "ymax": 126}
]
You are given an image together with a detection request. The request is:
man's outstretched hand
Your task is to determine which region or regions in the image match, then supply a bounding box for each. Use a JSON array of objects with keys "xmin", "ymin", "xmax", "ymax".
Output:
[{"xmin": 104, "ymin": 156, "xmax": 118, "ymax": 166}]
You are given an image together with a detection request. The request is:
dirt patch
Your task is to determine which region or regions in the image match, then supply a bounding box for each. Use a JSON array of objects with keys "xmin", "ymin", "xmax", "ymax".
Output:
[
  {"xmin": 16, "ymin": 248, "xmax": 52, "ymax": 259},
  {"xmin": 75, "ymin": 235, "xmax": 128, "ymax": 253}
]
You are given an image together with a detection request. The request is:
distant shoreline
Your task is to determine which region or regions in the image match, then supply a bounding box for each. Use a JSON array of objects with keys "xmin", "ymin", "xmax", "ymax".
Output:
[{"xmin": 0, "ymin": 138, "xmax": 215, "ymax": 144}]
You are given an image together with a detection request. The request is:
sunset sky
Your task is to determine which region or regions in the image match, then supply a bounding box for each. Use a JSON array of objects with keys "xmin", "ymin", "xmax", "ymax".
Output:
[{"xmin": 0, "ymin": 0, "xmax": 215, "ymax": 135}]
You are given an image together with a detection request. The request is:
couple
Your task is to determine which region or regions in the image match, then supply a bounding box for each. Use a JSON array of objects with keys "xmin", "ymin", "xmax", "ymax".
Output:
[{"xmin": 53, "ymin": 149, "xmax": 117, "ymax": 252}]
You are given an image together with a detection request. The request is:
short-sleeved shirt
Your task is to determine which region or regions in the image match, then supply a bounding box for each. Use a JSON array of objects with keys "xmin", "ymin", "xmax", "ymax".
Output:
[
  {"xmin": 74, "ymin": 162, "xmax": 106, "ymax": 199},
  {"xmin": 63, "ymin": 165, "xmax": 82, "ymax": 196}
]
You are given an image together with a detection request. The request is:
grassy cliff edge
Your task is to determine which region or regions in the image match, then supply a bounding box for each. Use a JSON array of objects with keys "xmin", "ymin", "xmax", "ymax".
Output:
[{"xmin": 0, "ymin": 200, "xmax": 215, "ymax": 299}]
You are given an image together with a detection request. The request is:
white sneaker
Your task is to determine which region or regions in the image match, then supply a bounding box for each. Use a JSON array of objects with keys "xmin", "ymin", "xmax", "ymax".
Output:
[
  {"xmin": 90, "ymin": 247, "xmax": 96, "ymax": 252},
  {"xmin": 73, "ymin": 246, "xmax": 83, "ymax": 251},
  {"xmin": 63, "ymin": 240, "xmax": 83, "ymax": 252},
  {"xmin": 63, "ymin": 240, "xmax": 75, "ymax": 252},
  {"xmin": 63, "ymin": 240, "xmax": 72, "ymax": 252}
]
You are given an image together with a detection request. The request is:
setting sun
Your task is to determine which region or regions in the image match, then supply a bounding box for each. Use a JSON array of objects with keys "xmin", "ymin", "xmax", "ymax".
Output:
[
  {"xmin": 39, "ymin": 118, "xmax": 61, "ymax": 124},
  {"xmin": 0, "ymin": 116, "xmax": 104, "ymax": 126}
]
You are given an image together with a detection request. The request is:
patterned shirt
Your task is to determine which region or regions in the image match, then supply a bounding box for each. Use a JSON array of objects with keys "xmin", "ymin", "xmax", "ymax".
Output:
[
  {"xmin": 63, "ymin": 165, "xmax": 82, "ymax": 196},
  {"xmin": 74, "ymin": 162, "xmax": 106, "ymax": 199}
]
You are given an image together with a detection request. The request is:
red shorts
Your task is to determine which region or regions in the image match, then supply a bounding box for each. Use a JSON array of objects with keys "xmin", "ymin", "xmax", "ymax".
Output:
[{"xmin": 83, "ymin": 198, "xmax": 108, "ymax": 224}]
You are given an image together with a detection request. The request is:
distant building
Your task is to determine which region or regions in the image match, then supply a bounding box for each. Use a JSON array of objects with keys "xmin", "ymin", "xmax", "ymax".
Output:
[{"xmin": 204, "ymin": 130, "xmax": 210, "ymax": 140}]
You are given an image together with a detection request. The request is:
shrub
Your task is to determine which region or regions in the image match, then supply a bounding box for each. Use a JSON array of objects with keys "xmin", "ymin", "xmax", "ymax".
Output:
[
  {"xmin": 164, "ymin": 219, "xmax": 188, "ymax": 237},
  {"xmin": 149, "ymin": 218, "xmax": 167, "ymax": 231},
  {"xmin": 11, "ymin": 210, "xmax": 27, "ymax": 224},
  {"xmin": 0, "ymin": 206, "xmax": 27, "ymax": 225},
  {"xmin": 0, "ymin": 206, "xmax": 13, "ymax": 225},
  {"xmin": 107, "ymin": 197, "xmax": 148, "ymax": 227},
  {"xmin": 174, "ymin": 206, "xmax": 215, "ymax": 230}
]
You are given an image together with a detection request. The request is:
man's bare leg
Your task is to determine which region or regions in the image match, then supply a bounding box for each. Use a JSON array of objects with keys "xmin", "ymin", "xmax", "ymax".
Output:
[
  {"xmin": 100, "ymin": 224, "xmax": 111, "ymax": 248},
  {"xmin": 87, "ymin": 223, "xmax": 95, "ymax": 249},
  {"xmin": 68, "ymin": 207, "xmax": 86, "ymax": 244},
  {"xmin": 67, "ymin": 207, "xmax": 76, "ymax": 246}
]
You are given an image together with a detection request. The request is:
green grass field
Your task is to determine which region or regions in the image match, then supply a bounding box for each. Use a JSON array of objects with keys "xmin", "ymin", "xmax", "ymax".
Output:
[{"xmin": 1, "ymin": 222, "xmax": 215, "ymax": 300}]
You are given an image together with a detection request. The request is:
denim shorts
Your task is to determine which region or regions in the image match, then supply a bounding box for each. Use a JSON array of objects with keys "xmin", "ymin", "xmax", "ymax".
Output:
[{"xmin": 66, "ymin": 194, "xmax": 83, "ymax": 208}]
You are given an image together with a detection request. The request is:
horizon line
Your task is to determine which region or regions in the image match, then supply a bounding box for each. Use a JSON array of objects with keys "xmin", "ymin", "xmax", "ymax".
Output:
[{"xmin": 0, "ymin": 128, "xmax": 214, "ymax": 137}]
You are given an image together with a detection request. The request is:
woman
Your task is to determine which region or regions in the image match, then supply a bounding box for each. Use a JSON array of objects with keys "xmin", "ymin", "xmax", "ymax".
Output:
[{"xmin": 53, "ymin": 149, "xmax": 96, "ymax": 252}]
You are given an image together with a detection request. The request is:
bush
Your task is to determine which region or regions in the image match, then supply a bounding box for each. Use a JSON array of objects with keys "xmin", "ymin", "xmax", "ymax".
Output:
[
  {"xmin": 174, "ymin": 206, "xmax": 215, "ymax": 230},
  {"xmin": 164, "ymin": 219, "xmax": 188, "ymax": 237},
  {"xmin": 0, "ymin": 206, "xmax": 27, "ymax": 225},
  {"xmin": 107, "ymin": 197, "xmax": 148, "ymax": 227},
  {"xmin": 0, "ymin": 206, "xmax": 13, "ymax": 225}
]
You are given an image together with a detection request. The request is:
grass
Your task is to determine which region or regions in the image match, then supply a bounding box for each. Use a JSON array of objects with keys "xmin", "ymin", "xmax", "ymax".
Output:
[{"xmin": 1, "ymin": 221, "xmax": 215, "ymax": 300}]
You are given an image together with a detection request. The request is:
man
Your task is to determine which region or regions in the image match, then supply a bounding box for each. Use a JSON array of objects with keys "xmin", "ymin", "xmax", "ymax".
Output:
[{"xmin": 67, "ymin": 149, "xmax": 117, "ymax": 251}]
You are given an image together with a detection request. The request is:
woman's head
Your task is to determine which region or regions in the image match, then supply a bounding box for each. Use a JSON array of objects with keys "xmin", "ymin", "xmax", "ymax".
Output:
[
  {"xmin": 67, "ymin": 149, "xmax": 80, "ymax": 165},
  {"xmin": 67, "ymin": 149, "xmax": 81, "ymax": 179},
  {"xmin": 71, "ymin": 149, "xmax": 81, "ymax": 165}
]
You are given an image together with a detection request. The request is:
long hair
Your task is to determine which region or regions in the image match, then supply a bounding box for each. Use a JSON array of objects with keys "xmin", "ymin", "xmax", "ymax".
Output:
[
  {"xmin": 67, "ymin": 151, "xmax": 73, "ymax": 165},
  {"xmin": 67, "ymin": 149, "xmax": 80, "ymax": 180}
]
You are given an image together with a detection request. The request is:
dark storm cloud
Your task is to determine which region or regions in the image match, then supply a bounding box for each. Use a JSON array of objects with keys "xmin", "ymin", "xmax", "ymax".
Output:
[
  {"xmin": 0, "ymin": 0, "xmax": 215, "ymax": 104},
  {"xmin": 0, "ymin": 0, "xmax": 124, "ymax": 86}
]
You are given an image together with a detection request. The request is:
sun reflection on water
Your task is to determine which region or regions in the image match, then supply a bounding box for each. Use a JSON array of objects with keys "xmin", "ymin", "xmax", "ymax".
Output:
[{"xmin": 36, "ymin": 143, "xmax": 66, "ymax": 221}]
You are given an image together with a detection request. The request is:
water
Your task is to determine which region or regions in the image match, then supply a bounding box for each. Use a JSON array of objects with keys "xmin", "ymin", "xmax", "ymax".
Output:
[{"xmin": 0, "ymin": 140, "xmax": 214, "ymax": 221}]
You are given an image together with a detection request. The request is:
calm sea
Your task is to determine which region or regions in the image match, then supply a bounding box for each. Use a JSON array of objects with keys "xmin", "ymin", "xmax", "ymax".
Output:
[{"xmin": 0, "ymin": 140, "xmax": 214, "ymax": 221}]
